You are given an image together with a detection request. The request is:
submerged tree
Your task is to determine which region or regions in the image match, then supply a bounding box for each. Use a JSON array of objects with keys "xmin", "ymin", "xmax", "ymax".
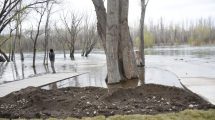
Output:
[
  {"xmin": 0, "ymin": 0, "xmax": 54, "ymax": 62},
  {"xmin": 81, "ymin": 17, "xmax": 98, "ymax": 57},
  {"xmin": 43, "ymin": 1, "xmax": 55, "ymax": 65},
  {"xmin": 92, "ymin": 0, "xmax": 138, "ymax": 84},
  {"xmin": 62, "ymin": 13, "xmax": 82, "ymax": 60},
  {"xmin": 31, "ymin": 6, "xmax": 46, "ymax": 68},
  {"xmin": 139, "ymin": 0, "xmax": 149, "ymax": 67}
]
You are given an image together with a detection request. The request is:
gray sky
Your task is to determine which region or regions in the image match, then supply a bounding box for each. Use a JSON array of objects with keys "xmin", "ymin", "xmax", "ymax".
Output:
[
  {"xmin": 20, "ymin": 0, "xmax": 215, "ymax": 31},
  {"xmin": 59, "ymin": 0, "xmax": 215, "ymax": 26}
]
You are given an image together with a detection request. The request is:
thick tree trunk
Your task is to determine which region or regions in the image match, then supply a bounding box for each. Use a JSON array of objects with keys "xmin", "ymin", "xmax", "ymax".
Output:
[
  {"xmin": 106, "ymin": 0, "xmax": 123, "ymax": 83},
  {"xmin": 119, "ymin": 0, "xmax": 138, "ymax": 79},
  {"xmin": 92, "ymin": 0, "xmax": 107, "ymax": 52},
  {"xmin": 92, "ymin": 0, "xmax": 138, "ymax": 84}
]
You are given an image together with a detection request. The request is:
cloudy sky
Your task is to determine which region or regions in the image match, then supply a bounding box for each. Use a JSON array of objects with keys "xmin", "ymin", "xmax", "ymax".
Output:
[
  {"xmin": 20, "ymin": 0, "xmax": 215, "ymax": 30},
  {"xmin": 59, "ymin": 0, "xmax": 215, "ymax": 25}
]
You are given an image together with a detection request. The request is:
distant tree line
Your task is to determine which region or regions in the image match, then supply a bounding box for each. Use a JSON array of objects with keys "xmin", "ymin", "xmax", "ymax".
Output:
[{"xmin": 132, "ymin": 17, "xmax": 215, "ymax": 48}]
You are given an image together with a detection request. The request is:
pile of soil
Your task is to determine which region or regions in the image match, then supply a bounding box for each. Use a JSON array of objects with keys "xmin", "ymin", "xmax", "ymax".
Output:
[{"xmin": 0, "ymin": 84, "xmax": 214, "ymax": 119}]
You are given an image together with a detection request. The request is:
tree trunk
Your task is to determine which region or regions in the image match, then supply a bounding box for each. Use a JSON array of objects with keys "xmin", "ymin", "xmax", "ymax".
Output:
[
  {"xmin": 32, "ymin": 9, "xmax": 45, "ymax": 67},
  {"xmin": 93, "ymin": 0, "xmax": 138, "ymax": 84},
  {"xmin": 43, "ymin": 2, "xmax": 52, "ymax": 65},
  {"xmin": 63, "ymin": 45, "xmax": 66, "ymax": 59},
  {"xmin": 70, "ymin": 48, "xmax": 75, "ymax": 60},
  {"xmin": 11, "ymin": 30, "xmax": 18, "ymax": 61},
  {"xmin": 140, "ymin": 0, "xmax": 146, "ymax": 67},
  {"xmin": 18, "ymin": 0, "xmax": 24, "ymax": 62},
  {"xmin": 0, "ymin": 49, "xmax": 9, "ymax": 62},
  {"xmin": 18, "ymin": 22, "xmax": 24, "ymax": 61},
  {"xmin": 106, "ymin": 0, "xmax": 123, "ymax": 83},
  {"xmin": 119, "ymin": 0, "xmax": 138, "ymax": 79},
  {"xmin": 92, "ymin": 0, "xmax": 107, "ymax": 52}
]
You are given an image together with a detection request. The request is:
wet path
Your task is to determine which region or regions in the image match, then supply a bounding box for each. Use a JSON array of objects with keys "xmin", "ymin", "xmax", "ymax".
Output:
[
  {"xmin": 0, "ymin": 72, "xmax": 86, "ymax": 97},
  {"xmin": 180, "ymin": 77, "xmax": 215, "ymax": 105}
]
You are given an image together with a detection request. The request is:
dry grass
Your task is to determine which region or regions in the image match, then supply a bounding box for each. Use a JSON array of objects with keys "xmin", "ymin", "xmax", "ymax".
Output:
[{"xmin": 1, "ymin": 109, "xmax": 215, "ymax": 120}]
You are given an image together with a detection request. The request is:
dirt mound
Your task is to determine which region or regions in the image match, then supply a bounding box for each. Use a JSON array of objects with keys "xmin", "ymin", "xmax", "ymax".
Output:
[{"xmin": 0, "ymin": 84, "xmax": 214, "ymax": 119}]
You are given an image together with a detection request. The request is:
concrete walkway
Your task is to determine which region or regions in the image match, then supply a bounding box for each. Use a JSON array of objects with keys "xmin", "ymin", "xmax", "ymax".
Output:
[
  {"xmin": 180, "ymin": 77, "xmax": 215, "ymax": 105},
  {"xmin": 0, "ymin": 72, "xmax": 85, "ymax": 97}
]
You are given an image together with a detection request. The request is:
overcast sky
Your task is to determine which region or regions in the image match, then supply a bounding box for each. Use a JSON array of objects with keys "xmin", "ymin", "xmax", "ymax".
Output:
[
  {"xmin": 19, "ymin": 0, "xmax": 215, "ymax": 30},
  {"xmin": 58, "ymin": 0, "xmax": 215, "ymax": 26}
]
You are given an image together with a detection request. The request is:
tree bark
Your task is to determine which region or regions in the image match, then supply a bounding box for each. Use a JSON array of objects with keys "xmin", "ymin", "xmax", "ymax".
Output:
[
  {"xmin": 92, "ymin": 0, "xmax": 138, "ymax": 84},
  {"xmin": 140, "ymin": 0, "xmax": 146, "ymax": 67},
  {"xmin": 92, "ymin": 0, "xmax": 107, "ymax": 52},
  {"xmin": 119, "ymin": 0, "xmax": 138, "ymax": 79}
]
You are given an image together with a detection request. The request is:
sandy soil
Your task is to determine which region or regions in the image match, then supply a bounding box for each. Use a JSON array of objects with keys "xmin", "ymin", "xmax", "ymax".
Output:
[{"xmin": 0, "ymin": 84, "xmax": 214, "ymax": 119}]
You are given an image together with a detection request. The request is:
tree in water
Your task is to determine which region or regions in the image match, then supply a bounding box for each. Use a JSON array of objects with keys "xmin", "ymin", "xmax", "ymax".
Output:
[
  {"xmin": 92, "ymin": 0, "xmax": 138, "ymax": 84},
  {"xmin": 0, "ymin": 0, "xmax": 54, "ymax": 62},
  {"xmin": 31, "ymin": 6, "xmax": 46, "ymax": 68},
  {"xmin": 81, "ymin": 18, "xmax": 98, "ymax": 57},
  {"xmin": 139, "ymin": 0, "xmax": 149, "ymax": 67},
  {"xmin": 61, "ymin": 12, "xmax": 82, "ymax": 60}
]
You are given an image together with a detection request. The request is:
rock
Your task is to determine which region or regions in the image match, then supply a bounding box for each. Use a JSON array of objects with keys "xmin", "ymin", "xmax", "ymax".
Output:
[
  {"xmin": 189, "ymin": 104, "xmax": 194, "ymax": 108},
  {"xmin": 93, "ymin": 111, "xmax": 97, "ymax": 114}
]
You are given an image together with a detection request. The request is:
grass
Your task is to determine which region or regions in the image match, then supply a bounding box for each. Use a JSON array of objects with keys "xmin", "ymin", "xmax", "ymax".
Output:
[{"xmin": 1, "ymin": 109, "xmax": 215, "ymax": 120}]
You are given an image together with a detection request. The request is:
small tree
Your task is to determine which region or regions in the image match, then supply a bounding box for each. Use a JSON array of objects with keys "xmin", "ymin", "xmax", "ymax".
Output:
[
  {"xmin": 0, "ymin": 0, "xmax": 54, "ymax": 62},
  {"xmin": 43, "ymin": 1, "xmax": 55, "ymax": 65},
  {"xmin": 54, "ymin": 23, "xmax": 67, "ymax": 59},
  {"xmin": 30, "ymin": 6, "xmax": 46, "ymax": 67},
  {"xmin": 81, "ymin": 17, "xmax": 98, "ymax": 57},
  {"xmin": 61, "ymin": 12, "xmax": 82, "ymax": 60}
]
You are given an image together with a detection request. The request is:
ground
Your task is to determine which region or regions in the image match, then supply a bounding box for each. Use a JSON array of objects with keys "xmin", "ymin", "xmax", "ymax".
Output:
[{"xmin": 0, "ymin": 84, "xmax": 214, "ymax": 119}]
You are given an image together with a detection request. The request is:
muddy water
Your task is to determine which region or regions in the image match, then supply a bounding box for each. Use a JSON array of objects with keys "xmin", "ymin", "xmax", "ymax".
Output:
[{"xmin": 1, "ymin": 46, "xmax": 215, "ymax": 91}]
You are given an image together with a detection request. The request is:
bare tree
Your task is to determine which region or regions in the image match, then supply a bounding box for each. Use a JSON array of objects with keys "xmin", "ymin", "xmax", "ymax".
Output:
[
  {"xmin": 92, "ymin": 0, "xmax": 138, "ymax": 84},
  {"xmin": 43, "ymin": 0, "xmax": 57, "ymax": 65},
  {"xmin": 0, "ymin": 0, "xmax": 53, "ymax": 61},
  {"xmin": 0, "ymin": 0, "xmax": 54, "ymax": 34},
  {"xmin": 81, "ymin": 17, "xmax": 98, "ymax": 57},
  {"xmin": 61, "ymin": 12, "xmax": 82, "ymax": 60},
  {"xmin": 82, "ymin": 25, "xmax": 98, "ymax": 57},
  {"xmin": 31, "ymin": 6, "xmax": 46, "ymax": 67},
  {"xmin": 54, "ymin": 23, "xmax": 67, "ymax": 59}
]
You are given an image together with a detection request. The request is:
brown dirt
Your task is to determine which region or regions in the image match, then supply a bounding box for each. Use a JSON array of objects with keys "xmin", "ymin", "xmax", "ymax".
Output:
[{"xmin": 0, "ymin": 84, "xmax": 214, "ymax": 119}]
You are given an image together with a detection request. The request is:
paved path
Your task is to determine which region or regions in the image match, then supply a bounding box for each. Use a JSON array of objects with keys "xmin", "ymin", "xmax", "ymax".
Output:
[
  {"xmin": 180, "ymin": 77, "xmax": 215, "ymax": 105},
  {"xmin": 0, "ymin": 72, "xmax": 85, "ymax": 97}
]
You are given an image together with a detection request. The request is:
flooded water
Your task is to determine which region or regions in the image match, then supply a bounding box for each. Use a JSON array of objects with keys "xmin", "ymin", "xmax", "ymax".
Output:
[{"xmin": 1, "ymin": 46, "xmax": 215, "ymax": 91}]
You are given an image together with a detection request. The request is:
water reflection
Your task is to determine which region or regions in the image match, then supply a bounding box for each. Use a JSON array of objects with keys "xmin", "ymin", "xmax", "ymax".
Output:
[
  {"xmin": 12, "ymin": 61, "xmax": 20, "ymax": 80},
  {"xmin": 21, "ymin": 62, "xmax": 25, "ymax": 78},
  {"xmin": 1, "ymin": 46, "xmax": 215, "ymax": 90},
  {"xmin": 0, "ymin": 62, "xmax": 8, "ymax": 80}
]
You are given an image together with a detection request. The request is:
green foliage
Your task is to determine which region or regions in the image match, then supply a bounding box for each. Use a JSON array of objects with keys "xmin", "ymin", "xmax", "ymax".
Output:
[
  {"xmin": 144, "ymin": 31, "xmax": 155, "ymax": 48},
  {"xmin": 188, "ymin": 25, "xmax": 212, "ymax": 46},
  {"xmin": 133, "ymin": 31, "xmax": 155, "ymax": 48}
]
